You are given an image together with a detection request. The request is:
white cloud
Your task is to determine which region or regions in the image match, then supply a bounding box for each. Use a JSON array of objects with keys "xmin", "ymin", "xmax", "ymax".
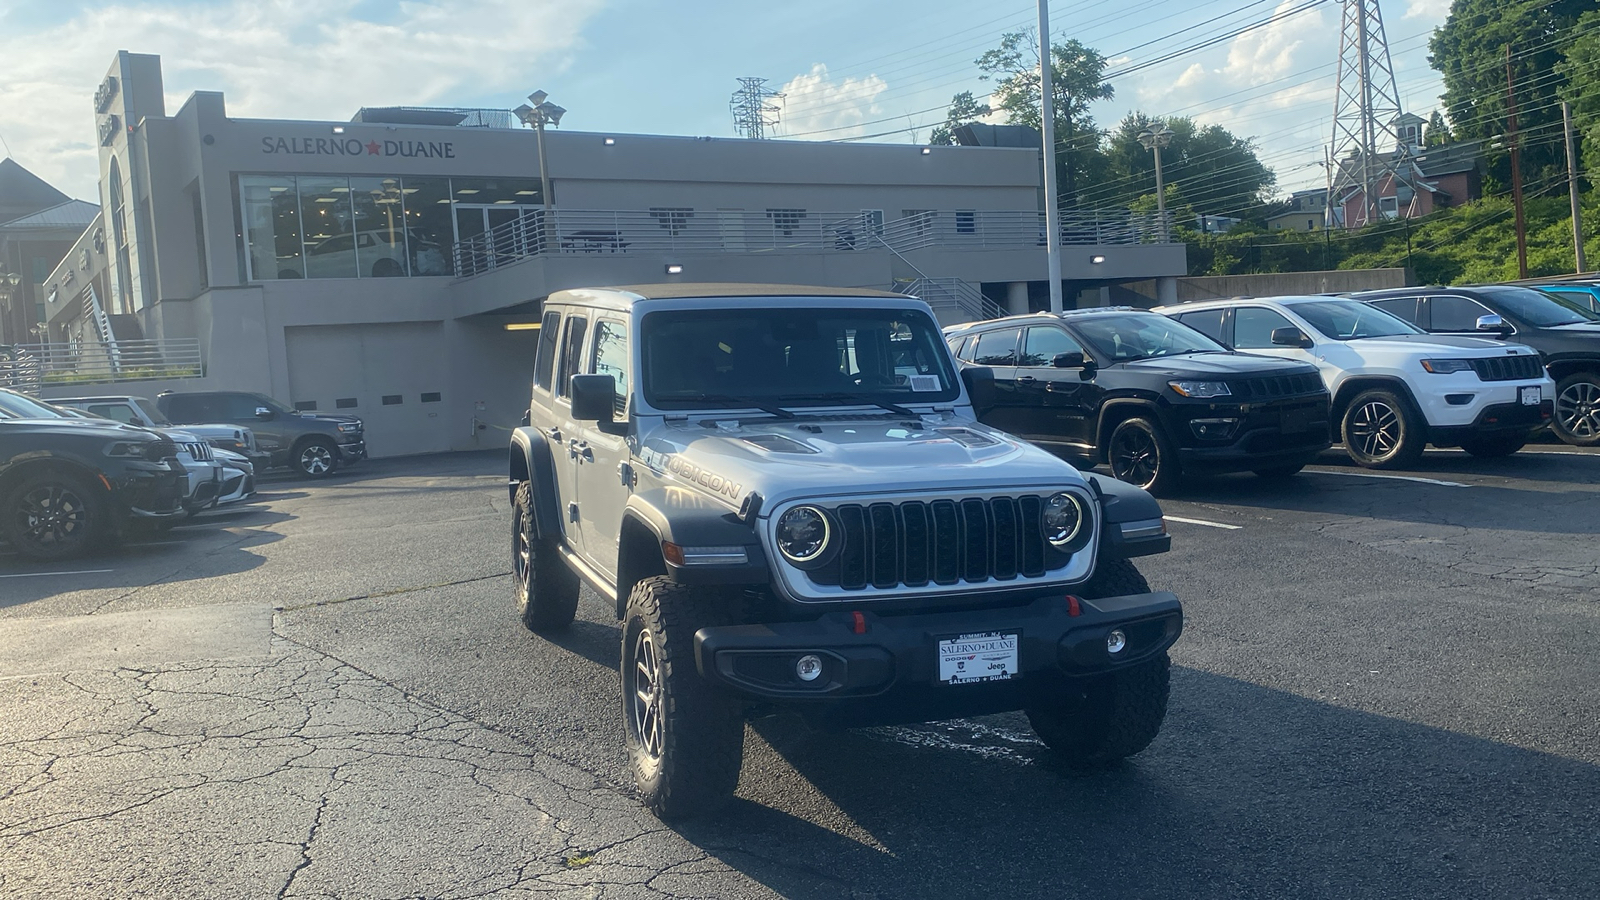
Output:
[
  {"xmin": 1221, "ymin": 0, "xmax": 1329, "ymax": 86},
  {"xmin": 774, "ymin": 64, "xmax": 888, "ymax": 140},
  {"xmin": 1404, "ymin": 0, "xmax": 1452, "ymax": 21},
  {"xmin": 0, "ymin": 0, "xmax": 607, "ymax": 199}
]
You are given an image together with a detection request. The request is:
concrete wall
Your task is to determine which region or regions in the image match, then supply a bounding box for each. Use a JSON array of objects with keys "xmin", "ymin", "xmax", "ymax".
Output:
[{"xmin": 1116, "ymin": 267, "xmax": 1412, "ymax": 306}]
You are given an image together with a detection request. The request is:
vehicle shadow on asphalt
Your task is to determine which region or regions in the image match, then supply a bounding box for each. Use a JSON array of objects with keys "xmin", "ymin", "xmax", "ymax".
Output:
[{"xmin": 671, "ymin": 667, "xmax": 1600, "ymax": 900}]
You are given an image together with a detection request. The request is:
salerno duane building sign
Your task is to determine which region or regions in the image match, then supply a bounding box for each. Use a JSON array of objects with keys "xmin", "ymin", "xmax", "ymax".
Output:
[{"xmin": 261, "ymin": 136, "xmax": 457, "ymax": 159}]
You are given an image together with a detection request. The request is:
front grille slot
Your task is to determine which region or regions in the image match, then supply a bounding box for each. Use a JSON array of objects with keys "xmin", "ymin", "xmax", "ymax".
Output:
[
  {"xmin": 868, "ymin": 503, "xmax": 899, "ymax": 589},
  {"xmin": 1471, "ymin": 355, "xmax": 1543, "ymax": 382},
  {"xmin": 183, "ymin": 441, "xmax": 213, "ymax": 462},
  {"xmin": 1233, "ymin": 372, "xmax": 1323, "ymax": 398}
]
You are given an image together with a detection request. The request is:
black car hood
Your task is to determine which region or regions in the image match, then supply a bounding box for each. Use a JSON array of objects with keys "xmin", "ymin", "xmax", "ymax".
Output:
[
  {"xmin": 1116, "ymin": 352, "xmax": 1317, "ymax": 377},
  {"xmin": 0, "ymin": 417, "xmax": 160, "ymax": 439}
]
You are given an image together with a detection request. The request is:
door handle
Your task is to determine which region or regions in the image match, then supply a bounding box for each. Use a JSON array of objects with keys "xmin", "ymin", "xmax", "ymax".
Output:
[
  {"xmin": 546, "ymin": 426, "xmax": 562, "ymax": 442},
  {"xmin": 1016, "ymin": 375, "xmax": 1037, "ymax": 384},
  {"xmin": 569, "ymin": 439, "xmax": 592, "ymax": 462}
]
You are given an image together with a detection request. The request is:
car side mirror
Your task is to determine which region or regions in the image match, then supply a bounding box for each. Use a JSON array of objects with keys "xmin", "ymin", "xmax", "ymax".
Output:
[
  {"xmin": 254, "ymin": 407, "xmax": 275, "ymax": 420},
  {"xmin": 570, "ymin": 374, "xmax": 618, "ymax": 423},
  {"xmin": 959, "ymin": 365, "xmax": 995, "ymax": 408},
  {"xmin": 1271, "ymin": 327, "xmax": 1314, "ymax": 348},
  {"xmin": 1476, "ymin": 313, "xmax": 1510, "ymax": 333},
  {"xmin": 1052, "ymin": 351, "xmax": 1086, "ymax": 368}
]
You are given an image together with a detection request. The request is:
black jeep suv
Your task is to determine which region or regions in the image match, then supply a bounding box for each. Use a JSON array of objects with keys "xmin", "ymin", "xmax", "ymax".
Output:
[
  {"xmin": 1355, "ymin": 285, "xmax": 1600, "ymax": 445},
  {"xmin": 945, "ymin": 308, "xmax": 1332, "ymax": 493},
  {"xmin": 157, "ymin": 390, "xmax": 365, "ymax": 477},
  {"xmin": 0, "ymin": 390, "xmax": 186, "ymax": 559}
]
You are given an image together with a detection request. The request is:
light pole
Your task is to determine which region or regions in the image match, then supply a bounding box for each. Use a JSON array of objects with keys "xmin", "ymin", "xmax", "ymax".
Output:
[
  {"xmin": 1038, "ymin": 1, "xmax": 1063, "ymax": 312},
  {"xmin": 513, "ymin": 91, "xmax": 566, "ymax": 211},
  {"xmin": 1137, "ymin": 122, "xmax": 1174, "ymax": 243}
]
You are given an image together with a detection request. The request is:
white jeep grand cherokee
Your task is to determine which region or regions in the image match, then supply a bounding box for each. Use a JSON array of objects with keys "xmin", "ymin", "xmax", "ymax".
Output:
[{"xmin": 1157, "ymin": 296, "xmax": 1553, "ymax": 467}]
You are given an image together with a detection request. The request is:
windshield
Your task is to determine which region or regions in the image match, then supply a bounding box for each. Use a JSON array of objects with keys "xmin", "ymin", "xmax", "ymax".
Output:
[
  {"xmin": 1479, "ymin": 286, "xmax": 1600, "ymax": 327},
  {"xmin": 1291, "ymin": 299, "xmax": 1422, "ymax": 341},
  {"xmin": 640, "ymin": 306, "xmax": 960, "ymax": 410},
  {"xmin": 0, "ymin": 390, "xmax": 68, "ymax": 419},
  {"xmin": 1066, "ymin": 312, "xmax": 1226, "ymax": 362},
  {"xmin": 135, "ymin": 397, "xmax": 172, "ymax": 425}
]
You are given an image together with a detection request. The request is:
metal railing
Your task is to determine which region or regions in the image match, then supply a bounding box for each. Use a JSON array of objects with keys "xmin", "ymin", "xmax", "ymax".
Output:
[
  {"xmin": 897, "ymin": 278, "xmax": 1007, "ymax": 324},
  {"xmin": 0, "ymin": 339, "xmax": 204, "ymax": 390},
  {"xmin": 880, "ymin": 209, "xmax": 1173, "ymax": 252}
]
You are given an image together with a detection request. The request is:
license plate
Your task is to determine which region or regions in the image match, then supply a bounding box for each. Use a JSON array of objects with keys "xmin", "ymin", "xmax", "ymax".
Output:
[
  {"xmin": 1520, "ymin": 386, "xmax": 1541, "ymax": 406},
  {"xmin": 1281, "ymin": 405, "xmax": 1313, "ymax": 434},
  {"xmin": 938, "ymin": 632, "xmax": 1019, "ymax": 684}
]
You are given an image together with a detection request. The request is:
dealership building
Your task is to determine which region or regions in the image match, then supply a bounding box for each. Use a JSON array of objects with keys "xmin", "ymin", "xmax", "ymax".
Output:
[{"xmin": 14, "ymin": 51, "xmax": 1185, "ymax": 457}]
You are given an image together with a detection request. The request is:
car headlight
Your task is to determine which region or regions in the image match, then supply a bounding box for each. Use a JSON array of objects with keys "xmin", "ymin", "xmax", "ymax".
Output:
[
  {"xmin": 1042, "ymin": 492, "xmax": 1089, "ymax": 549},
  {"xmin": 338, "ymin": 422, "xmax": 361, "ymax": 433},
  {"xmin": 1169, "ymin": 380, "xmax": 1232, "ymax": 398},
  {"xmin": 1420, "ymin": 358, "xmax": 1474, "ymax": 374},
  {"xmin": 776, "ymin": 505, "xmax": 833, "ymax": 566},
  {"xmin": 104, "ymin": 441, "xmax": 150, "ymax": 458}
]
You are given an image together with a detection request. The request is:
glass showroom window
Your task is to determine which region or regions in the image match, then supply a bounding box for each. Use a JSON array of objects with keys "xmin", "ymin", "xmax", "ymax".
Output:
[
  {"xmin": 351, "ymin": 177, "xmax": 408, "ymax": 277},
  {"xmin": 240, "ymin": 175, "xmax": 303, "ymax": 280},
  {"xmin": 400, "ymin": 177, "xmax": 453, "ymax": 275},
  {"xmin": 300, "ymin": 176, "xmax": 358, "ymax": 279}
]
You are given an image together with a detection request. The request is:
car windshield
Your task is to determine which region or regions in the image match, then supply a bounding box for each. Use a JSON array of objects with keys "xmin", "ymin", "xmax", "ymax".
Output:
[
  {"xmin": 1479, "ymin": 285, "xmax": 1600, "ymax": 326},
  {"xmin": 1290, "ymin": 299, "xmax": 1422, "ymax": 341},
  {"xmin": 135, "ymin": 397, "xmax": 172, "ymax": 425},
  {"xmin": 640, "ymin": 306, "xmax": 960, "ymax": 410},
  {"xmin": 0, "ymin": 390, "xmax": 67, "ymax": 418},
  {"xmin": 1065, "ymin": 312, "xmax": 1226, "ymax": 362}
]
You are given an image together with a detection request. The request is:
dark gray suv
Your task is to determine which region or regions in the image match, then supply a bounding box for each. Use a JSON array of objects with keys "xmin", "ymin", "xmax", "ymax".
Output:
[{"xmin": 156, "ymin": 391, "xmax": 365, "ymax": 478}]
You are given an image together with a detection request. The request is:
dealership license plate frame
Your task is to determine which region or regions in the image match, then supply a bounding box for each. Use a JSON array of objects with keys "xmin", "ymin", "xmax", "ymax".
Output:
[
  {"xmin": 1520, "ymin": 386, "xmax": 1541, "ymax": 406},
  {"xmin": 938, "ymin": 631, "xmax": 1020, "ymax": 685},
  {"xmin": 1281, "ymin": 404, "xmax": 1314, "ymax": 434}
]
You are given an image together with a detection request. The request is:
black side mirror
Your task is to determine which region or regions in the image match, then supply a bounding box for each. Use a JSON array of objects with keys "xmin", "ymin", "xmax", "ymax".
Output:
[
  {"xmin": 1271, "ymin": 327, "xmax": 1314, "ymax": 349},
  {"xmin": 959, "ymin": 365, "xmax": 995, "ymax": 409},
  {"xmin": 1052, "ymin": 351, "xmax": 1086, "ymax": 368},
  {"xmin": 254, "ymin": 407, "xmax": 275, "ymax": 420},
  {"xmin": 570, "ymin": 374, "xmax": 617, "ymax": 423}
]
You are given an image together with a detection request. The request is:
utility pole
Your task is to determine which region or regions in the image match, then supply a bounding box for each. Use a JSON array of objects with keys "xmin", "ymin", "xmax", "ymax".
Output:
[
  {"xmin": 730, "ymin": 77, "xmax": 784, "ymax": 140},
  {"xmin": 1330, "ymin": 0, "xmax": 1404, "ymax": 229},
  {"xmin": 1507, "ymin": 45, "xmax": 1528, "ymax": 279},
  {"xmin": 1564, "ymin": 100, "xmax": 1587, "ymax": 273},
  {"xmin": 1038, "ymin": 1, "xmax": 1063, "ymax": 312}
]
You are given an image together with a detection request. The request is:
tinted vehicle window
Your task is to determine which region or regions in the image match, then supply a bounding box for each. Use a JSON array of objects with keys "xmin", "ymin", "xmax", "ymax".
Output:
[
  {"xmin": 87, "ymin": 403, "xmax": 140, "ymax": 424},
  {"xmin": 1019, "ymin": 326, "xmax": 1086, "ymax": 366},
  {"xmin": 556, "ymin": 315, "xmax": 588, "ymax": 399},
  {"xmin": 1367, "ymin": 297, "xmax": 1419, "ymax": 324},
  {"xmin": 533, "ymin": 310, "xmax": 561, "ymax": 391},
  {"xmin": 1289, "ymin": 300, "xmax": 1420, "ymax": 341},
  {"xmin": 1478, "ymin": 285, "xmax": 1600, "ymax": 326},
  {"xmin": 591, "ymin": 319, "xmax": 630, "ymax": 416},
  {"xmin": 1068, "ymin": 313, "xmax": 1225, "ymax": 362},
  {"xmin": 161, "ymin": 395, "xmax": 211, "ymax": 422},
  {"xmin": 1233, "ymin": 307, "xmax": 1297, "ymax": 349},
  {"xmin": 135, "ymin": 398, "xmax": 171, "ymax": 425},
  {"xmin": 1174, "ymin": 308, "xmax": 1226, "ymax": 343},
  {"xmin": 945, "ymin": 336, "xmax": 968, "ymax": 359},
  {"xmin": 1542, "ymin": 287, "xmax": 1600, "ymax": 313},
  {"xmin": 1430, "ymin": 296, "xmax": 1495, "ymax": 332},
  {"xmin": 220, "ymin": 394, "xmax": 266, "ymax": 419},
  {"xmin": 971, "ymin": 328, "xmax": 1020, "ymax": 365}
]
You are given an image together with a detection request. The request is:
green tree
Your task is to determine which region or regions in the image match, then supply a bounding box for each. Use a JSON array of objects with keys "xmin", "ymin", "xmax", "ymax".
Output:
[
  {"xmin": 1555, "ymin": 10, "xmax": 1600, "ymax": 177},
  {"xmin": 928, "ymin": 91, "xmax": 992, "ymax": 146},
  {"xmin": 1098, "ymin": 113, "xmax": 1275, "ymax": 217},
  {"xmin": 1423, "ymin": 110, "xmax": 1454, "ymax": 147},
  {"xmin": 976, "ymin": 31, "xmax": 1113, "ymax": 207}
]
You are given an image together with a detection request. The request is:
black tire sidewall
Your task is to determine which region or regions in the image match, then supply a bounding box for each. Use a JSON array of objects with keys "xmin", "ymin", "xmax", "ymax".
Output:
[
  {"xmin": 513, "ymin": 481, "xmax": 578, "ymax": 633},
  {"xmin": 1341, "ymin": 388, "xmax": 1424, "ymax": 468},
  {"xmin": 1108, "ymin": 416, "xmax": 1181, "ymax": 495},
  {"xmin": 2, "ymin": 471, "xmax": 111, "ymax": 560},
  {"xmin": 1552, "ymin": 373, "xmax": 1600, "ymax": 446}
]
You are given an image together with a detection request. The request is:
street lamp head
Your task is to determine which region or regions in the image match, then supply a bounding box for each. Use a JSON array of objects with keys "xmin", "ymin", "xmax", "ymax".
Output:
[
  {"xmin": 541, "ymin": 104, "xmax": 566, "ymax": 128},
  {"xmin": 513, "ymin": 104, "xmax": 535, "ymax": 126},
  {"xmin": 4, "ymin": 273, "xmax": 19, "ymax": 287},
  {"xmin": 1138, "ymin": 123, "xmax": 1174, "ymax": 150},
  {"xmin": 528, "ymin": 90, "xmax": 548, "ymax": 106}
]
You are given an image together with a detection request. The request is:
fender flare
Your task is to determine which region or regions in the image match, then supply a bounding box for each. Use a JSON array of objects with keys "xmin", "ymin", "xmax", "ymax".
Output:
[
  {"xmin": 508, "ymin": 426, "xmax": 561, "ymax": 541},
  {"xmin": 1095, "ymin": 397, "xmax": 1166, "ymax": 455},
  {"xmin": 1330, "ymin": 375, "xmax": 1423, "ymax": 422}
]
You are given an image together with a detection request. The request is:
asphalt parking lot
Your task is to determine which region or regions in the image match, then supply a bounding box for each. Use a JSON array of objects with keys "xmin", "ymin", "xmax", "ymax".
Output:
[{"xmin": 2, "ymin": 446, "xmax": 1598, "ymax": 899}]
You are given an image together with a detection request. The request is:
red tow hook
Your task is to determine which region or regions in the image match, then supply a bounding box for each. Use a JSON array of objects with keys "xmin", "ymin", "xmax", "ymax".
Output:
[
  {"xmin": 850, "ymin": 610, "xmax": 868, "ymax": 634},
  {"xmin": 1066, "ymin": 595, "xmax": 1082, "ymax": 617}
]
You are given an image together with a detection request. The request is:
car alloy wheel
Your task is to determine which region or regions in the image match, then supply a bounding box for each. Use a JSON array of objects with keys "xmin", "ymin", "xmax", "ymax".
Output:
[
  {"xmin": 15, "ymin": 484, "xmax": 90, "ymax": 553},
  {"xmin": 1555, "ymin": 380, "xmax": 1600, "ymax": 440},
  {"xmin": 1348, "ymin": 399, "xmax": 1401, "ymax": 461},
  {"xmin": 299, "ymin": 444, "xmax": 334, "ymax": 476},
  {"xmin": 1111, "ymin": 427, "xmax": 1159, "ymax": 488},
  {"xmin": 629, "ymin": 629, "xmax": 665, "ymax": 760}
]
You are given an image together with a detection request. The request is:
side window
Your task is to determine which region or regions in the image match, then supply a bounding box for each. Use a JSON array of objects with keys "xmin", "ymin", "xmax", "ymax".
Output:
[
  {"xmin": 1175, "ymin": 309, "xmax": 1227, "ymax": 344},
  {"xmin": 532, "ymin": 310, "xmax": 561, "ymax": 392},
  {"xmin": 590, "ymin": 319, "xmax": 630, "ymax": 417},
  {"xmin": 1429, "ymin": 296, "xmax": 1494, "ymax": 332},
  {"xmin": 162, "ymin": 396, "xmax": 201, "ymax": 422},
  {"xmin": 946, "ymin": 336, "xmax": 968, "ymax": 360},
  {"xmin": 1368, "ymin": 297, "xmax": 1418, "ymax": 325},
  {"xmin": 1019, "ymin": 326, "xmax": 1086, "ymax": 367},
  {"xmin": 221, "ymin": 394, "xmax": 264, "ymax": 419},
  {"xmin": 555, "ymin": 315, "xmax": 589, "ymax": 400},
  {"xmin": 971, "ymin": 328, "xmax": 1020, "ymax": 366},
  {"xmin": 1233, "ymin": 307, "xmax": 1297, "ymax": 349},
  {"xmin": 87, "ymin": 403, "xmax": 139, "ymax": 425}
]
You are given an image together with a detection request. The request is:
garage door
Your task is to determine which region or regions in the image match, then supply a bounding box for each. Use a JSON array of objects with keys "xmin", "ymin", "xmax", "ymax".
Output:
[{"xmin": 284, "ymin": 322, "xmax": 448, "ymax": 458}]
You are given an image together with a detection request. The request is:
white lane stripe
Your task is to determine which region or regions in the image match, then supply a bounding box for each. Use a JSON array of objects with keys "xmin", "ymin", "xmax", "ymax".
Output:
[
  {"xmin": 1164, "ymin": 515, "xmax": 1242, "ymax": 530},
  {"xmin": 1311, "ymin": 470, "xmax": 1470, "ymax": 487},
  {"xmin": 0, "ymin": 569, "xmax": 114, "ymax": 579}
]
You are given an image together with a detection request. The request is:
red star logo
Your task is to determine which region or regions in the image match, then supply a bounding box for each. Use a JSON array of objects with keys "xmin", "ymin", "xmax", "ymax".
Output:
[{"xmin": 365, "ymin": 140, "xmax": 381, "ymax": 155}]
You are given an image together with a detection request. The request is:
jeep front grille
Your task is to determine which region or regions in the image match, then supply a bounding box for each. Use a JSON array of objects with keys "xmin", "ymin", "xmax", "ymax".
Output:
[
  {"xmin": 1230, "ymin": 373, "xmax": 1324, "ymax": 398},
  {"xmin": 809, "ymin": 495, "xmax": 1064, "ymax": 591},
  {"xmin": 1471, "ymin": 355, "xmax": 1544, "ymax": 382},
  {"xmin": 183, "ymin": 441, "xmax": 213, "ymax": 462}
]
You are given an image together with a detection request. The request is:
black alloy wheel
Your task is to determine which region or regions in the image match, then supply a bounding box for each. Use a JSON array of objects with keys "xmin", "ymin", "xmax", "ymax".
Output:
[
  {"xmin": 1107, "ymin": 416, "xmax": 1180, "ymax": 495},
  {"xmin": 1341, "ymin": 389, "xmax": 1424, "ymax": 469},
  {"xmin": 294, "ymin": 439, "xmax": 338, "ymax": 478},
  {"xmin": 2, "ymin": 473, "xmax": 109, "ymax": 560},
  {"xmin": 1553, "ymin": 373, "xmax": 1600, "ymax": 446},
  {"xmin": 630, "ymin": 628, "xmax": 666, "ymax": 761}
]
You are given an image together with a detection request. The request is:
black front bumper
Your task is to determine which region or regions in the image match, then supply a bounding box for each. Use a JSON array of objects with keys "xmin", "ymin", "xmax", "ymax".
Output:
[
  {"xmin": 1172, "ymin": 397, "xmax": 1332, "ymax": 472},
  {"xmin": 338, "ymin": 439, "xmax": 366, "ymax": 463},
  {"xmin": 694, "ymin": 591, "xmax": 1182, "ymax": 727},
  {"xmin": 1431, "ymin": 399, "xmax": 1553, "ymax": 444}
]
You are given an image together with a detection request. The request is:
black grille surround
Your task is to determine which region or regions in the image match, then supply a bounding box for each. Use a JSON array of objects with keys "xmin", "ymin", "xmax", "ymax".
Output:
[
  {"xmin": 1229, "ymin": 372, "xmax": 1324, "ymax": 399},
  {"xmin": 770, "ymin": 490, "xmax": 1098, "ymax": 601},
  {"xmin": 1470, "ymin": 355, "xmax": 1544, "ymax": 382}
]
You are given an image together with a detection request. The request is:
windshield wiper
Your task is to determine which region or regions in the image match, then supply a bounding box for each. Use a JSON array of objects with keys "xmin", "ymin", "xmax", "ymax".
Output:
[
  {"xmin": 776, "ymin": 392, "xmax": 918, "ymax": 417},
  {"xmin": 675, "ymin": 393, "xmax": 796, "ymax": 419}
]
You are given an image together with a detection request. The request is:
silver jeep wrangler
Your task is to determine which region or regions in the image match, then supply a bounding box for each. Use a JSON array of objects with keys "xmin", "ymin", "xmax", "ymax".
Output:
[{"xmin": 509, "ymin": 284, "xmax": 1182, "ymax": 820}]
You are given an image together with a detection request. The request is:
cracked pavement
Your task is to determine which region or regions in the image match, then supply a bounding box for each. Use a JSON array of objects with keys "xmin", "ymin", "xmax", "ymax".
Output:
[{"xmin": 2, "ymin": 447, "xmax": 1599, "ymax": 898}]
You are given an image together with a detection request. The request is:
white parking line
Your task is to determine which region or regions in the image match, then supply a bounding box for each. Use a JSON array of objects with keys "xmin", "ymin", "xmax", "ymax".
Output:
[
  {"xmin": 1311, "ymin": 470, "xmax": 1470, "ymax": 487},
  {"xmin": 0, "ymin": 569, "xmax": 114, "ymax": 579},
  {"xmin": 1164, "ymin": 515, "xmax": 1242, "ymax": 530}
]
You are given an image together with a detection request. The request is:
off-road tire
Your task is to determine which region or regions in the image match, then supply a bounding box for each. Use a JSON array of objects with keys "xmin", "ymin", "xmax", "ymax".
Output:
[
  {"xmin": 1552, "ymin": 372, "xmax": 1600, "ymax": 446},
  {"xmin": 1, "ymin": 471, "xmax": 112, "ymax": 561},
  {"xmin": 1457, "ymin": 432, "xmax": 1528, "ymax": 458},
  {"xmin": 292, "ymin": 437, "xmax": 338, "ymax": 478},
  {"xmin": 1107, "ymin": 416, "xmax": 1182, "ymax": 496},
  {"xmin": 621, "ymin": 576, "xmax": 745, "ymax": 821},
  {"xmin": 1026, "ymin": 558, "xmax": 1170, "ymax": 768},
  {"xmin": 1341, "ymin": 388, "xmax": 1425, "ymax": 469},
  {"xmin": 512, "ymin": 482, "xmax": 579, "ymax": 632},
  {"xmin": 1252, "ymin": 462, "xmax": 1306, "ymax": 479}
]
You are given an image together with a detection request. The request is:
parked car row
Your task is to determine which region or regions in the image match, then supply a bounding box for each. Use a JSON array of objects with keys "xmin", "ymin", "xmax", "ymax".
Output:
[{"xmin": 946, "ymin": 294, "xmax": 1564, "ymax": 494}]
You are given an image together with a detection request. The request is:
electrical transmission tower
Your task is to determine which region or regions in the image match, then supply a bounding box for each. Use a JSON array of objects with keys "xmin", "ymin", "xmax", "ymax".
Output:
[
  {"xmin": 1329, "ymin": 0, "xmax": 1406, "ymax": 228},
  {"xmin": 730, "ymin": 77, "xmax": 784, "ymax": 139}
]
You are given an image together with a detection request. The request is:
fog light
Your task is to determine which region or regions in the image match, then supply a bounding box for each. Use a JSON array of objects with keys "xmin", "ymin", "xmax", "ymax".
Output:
[
  {"xmin": 1190, "ymin": 417, "xmax": 1240, "ymax": 440},
  {"xmin": 1106, "ymin": 630, "xmax": 1127, "ymax": 655},
  {"xmin": 796, "ymin": 654, "xmax": 824, "ymax": 682}
]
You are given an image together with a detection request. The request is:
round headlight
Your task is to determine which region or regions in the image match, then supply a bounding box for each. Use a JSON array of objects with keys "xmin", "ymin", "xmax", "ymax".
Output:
[
  {"xmin": 1042, "ymin": 492, "xmax": 1086, "ymax": 548},
  {"xmin": 776, "ymin": 505, "xmax": 832, "ymax": 564}
]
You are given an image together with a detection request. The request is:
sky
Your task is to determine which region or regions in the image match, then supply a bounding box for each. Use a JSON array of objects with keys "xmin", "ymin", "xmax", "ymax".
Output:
[{"xmin": 0, "ymin": 0, "xmax": 1453, "ymax": 204}]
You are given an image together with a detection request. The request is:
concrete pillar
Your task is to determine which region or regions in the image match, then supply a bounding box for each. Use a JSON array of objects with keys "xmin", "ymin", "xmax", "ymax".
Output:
[
  {"xmin": 1006, "ymin": 281, "xmax": 1029, "ymax": 316},
  {"xmin": 1157, "ymin": 276, "xmax": 1179, "ymax": 306},
  {"xmin": 1098, "ymin": 286, "xmax": 1111, "ymax": 308}
]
